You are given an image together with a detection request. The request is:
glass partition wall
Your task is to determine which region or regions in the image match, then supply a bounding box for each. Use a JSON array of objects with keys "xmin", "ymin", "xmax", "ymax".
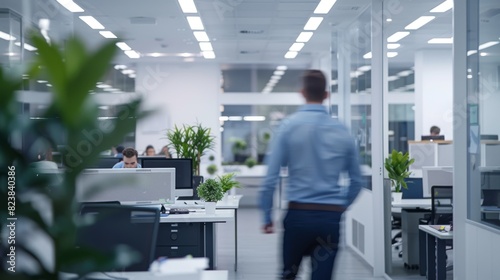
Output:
[{"xmin": 466, "ymin": 0, "xmax": 500, "ymax": 230}]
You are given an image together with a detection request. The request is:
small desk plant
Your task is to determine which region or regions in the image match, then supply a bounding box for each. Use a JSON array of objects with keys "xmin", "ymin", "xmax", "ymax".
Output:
[
  {"xmin": 218, "ymin": 173, "xmax": 241, "ymax": 199},
  {"xmin": 384, "ymin": 149, "xmax": 415, "ymax": 202},
  {"xmin": 197, "ymin": 178, "xmax": 224, "ymax": 214}
]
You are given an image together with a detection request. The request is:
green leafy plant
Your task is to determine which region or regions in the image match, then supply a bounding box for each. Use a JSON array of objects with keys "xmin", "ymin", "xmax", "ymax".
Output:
[
  {"xmin": 244, "ymin": 157, "xmax": 257, "ymax": 168},
  {"xmin": 196, "ymin": 178, "xmax": 224, "ymax": 202},
  {"xmin": 231, "ymin": 138, "xmax": 247, "ymax": 155},
  {"xmin": 166, "ymin": 123, "xmax": 215, "ymax": 176},
  {"xmin": 218, "ymin": 173, "xmax": 241, "ymax": 193},
  {"xmin": 384, "ymin": 149, "xmax": 415, "ymax": 192},
  {"xmin": 0, "ymin": 35, "xmax": 149, "ymax": 279},
  {"xmin": 206, "ymin": 164, "xmax": 218, "ymax": 175}
]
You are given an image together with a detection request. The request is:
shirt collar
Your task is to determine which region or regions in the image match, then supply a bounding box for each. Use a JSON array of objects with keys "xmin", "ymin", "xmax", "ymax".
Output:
[{"xmin": 298, "ymin": 104, "xmax": 328, "ymax": 113}]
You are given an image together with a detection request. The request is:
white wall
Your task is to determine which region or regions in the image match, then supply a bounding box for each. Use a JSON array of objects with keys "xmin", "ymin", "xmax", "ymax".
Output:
[
  {"xmin": 134, "ymin": 62, "xmax": 221, "ymax": 176},
  {"xmin": 345, "ymin": 189, "xmax": 374, "ymax": 266},
  {"xmin": 464, "ymin": 223, "xmax": 500, "ymax": 280},
  {"xmin": 415, "ymin": 49, "xmax": 453, "ymax": 139}
]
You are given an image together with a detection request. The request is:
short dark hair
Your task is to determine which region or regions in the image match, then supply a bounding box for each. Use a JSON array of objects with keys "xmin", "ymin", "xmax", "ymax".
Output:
[
  {"xmin": 430, "ymin": 126, "xmax": 441, "ymax": 135},
  {"xmin": 302, "ymin": 70, "xmax": 327, "ymax": 102},
  {"xmin": 115, "ymin": 145, "xmax": 125, "ymax": 153},
  {"xmin": 122, "ymin": 147, "xmax": 138, "ymax": 159}
]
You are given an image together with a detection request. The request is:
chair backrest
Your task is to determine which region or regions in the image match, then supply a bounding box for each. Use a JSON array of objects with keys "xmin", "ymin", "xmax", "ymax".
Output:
[
  {"xmin": 430, "ymin": 185, "xmax": 453, "ymax": 225},
  {"xmin": 76, "ymin": 204, "xmax": 160, "ymax": 271},
  {"xmin": 402, "ymin": 177, "xmax": 424, "ymax": 199}
]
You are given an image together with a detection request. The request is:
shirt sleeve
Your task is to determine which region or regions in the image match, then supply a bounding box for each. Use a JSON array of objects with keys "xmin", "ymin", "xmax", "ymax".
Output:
[
  {"xmin": 346, "ymin": 139, "xmax": 364, "ymax": 205},
  {"xmin": 258, "ymin": 123, "xmax": 288, "ymax": 225}
]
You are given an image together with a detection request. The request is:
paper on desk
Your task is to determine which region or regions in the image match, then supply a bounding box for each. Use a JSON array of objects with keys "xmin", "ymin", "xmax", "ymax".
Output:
[{"xmin": 150, "ymin": 257, "xmax": 208, "ymax": 275}]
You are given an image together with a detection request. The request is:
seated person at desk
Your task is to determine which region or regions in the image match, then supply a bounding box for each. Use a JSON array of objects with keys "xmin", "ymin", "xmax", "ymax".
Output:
[
  {"xmin": 430, "ymin": 125, "xmax": 441, "ymax": 136},
  {"xmin": 112, "ymin": 147, "xmax": 142, "ymax": 168},
  {"xmin": 158, "ymin": 145, "xmax": 172, "ymax": 158},
  {"xmin": 143, "ymin": 145, "xmax": 156, "ymax": 156}
]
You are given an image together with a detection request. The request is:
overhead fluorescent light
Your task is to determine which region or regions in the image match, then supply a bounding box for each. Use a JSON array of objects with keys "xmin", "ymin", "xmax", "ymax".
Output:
[
  {"xmin": 193, "ymin": 31, "xmax": 209, "ymax": 42},
  {"xmin": 14, "ymin": 42, "xmax": 37, "ymax": 51},
  {"xmin": 388, "ymin": 76, "xmax": 399, "ymax": 82},
  {"xmin": 37, "ymin": 80, "xmax": 48, "ymax": 84},
  {"xmin": 350, "ymin": 71, "xmax": 363, "ymax": 78},
  {"xmin": 270, "ymin": 75, "xmax": 281, "ymax": 81},
  {"xmin": 397, "ymin": 70, "xmax": 413, "ymax": 77},
  {"xmin": 387, "ymin": 52, "xmax": 398, "ymax": 58},
  {"xmin": 148, "ymin": 53, "xmax": 163, "ymax": 57},
  {"xmin": 467, "ymin": 50, "xmax": 477, "ymax": 56},
  {"xmin": 478, "ymin": 41, "xmax": 499, "ymax": 50},
  {"xmin": 480, "ymin": 52, "xmax": 488, "ymax": 57},
  {"xmin": 186, "ymin": 16, "xmax": 204, "ymax": 30},
  {"xmin": 56, "ymin": 0, "xmax": 84, "ymax": 13},
  {"xmin": 199, "ymin": 42, "xmax": 213, "ymax": 51},
  {"xmin": 0, "ymin": 31, "xmax": 16, "ymax": 41},
  {"xmin": 314, "ymin": 0, "xmax": 338, "ymax": 14},
  {"xmin": 404, "ymin": 16, "xmax": 435, "ymax": 30},
  {"xmin": 202, "ymin": 51, "xmax": 216, "ymax": 59},
  {"xmin": 274, "ymin": 70, "xmax": 285, "ymax": 76},
  {"xmin": 96, "ymin": 84, "xmax": 111, "ymax": 89},
  {"xmin": 387, "ymin": 43, "xmax": 401, "ymax": 49},
  {"xmin": 79, "ymin": 16, "xmax": 105, "ymax": 30},
  {"xmin": 128, "ymin": 74, "xmax": 136, "ymax": 78},
  {"xmin": 430, "ymin": 0, "xmax": 453, "ymax": 13},
  {"xmin": 284, "ymin": 51, "xmax": 298, "ymax": 59},
  {"xmin": 228, "ymin": 116, "xmax": 243, "ymax": 121},
  {"xmin": 363, "ymin": 52, "xmax": 372, "ymax": 59},
  {"xmin": 386, "ymin": 18, "xmax": 393, "ymax": 22},
  {"xmin": 387, "ymin": 31, "xmax": 410, "ymax": 43},
  {"xmin": 244, "ymin": 116, "xmax": 266, "ymax": 121},
  {"xmin": 116, "ymin": 42, "xmax": 132, "ymax": 51},
  {"xmin": 428, "ymin": 37, "xmax": 453, "ymax": 44},
  {"xmin": 99, "ymin": 31, "xmax": 117, "ymax": 38},
  {"xmin": 114, "ymin": 64, "xmax": 127, "ymax": 70},
  {"xmin": 122, "ymin": 69, "xmax": 134, "ymax": 75},
  {"xmin": 277, "ymin": 65, "xmax": 288, "ymax": 71},
  {"xmin": 124, "ymin": 50, "xmax": 140, "ymax": 58},
  {"xmin": 296, "ymin": 32, "xmax": 313, "ymax": 43},
  {"xmin": 304, "ymin": 17, "xmax": 324, "ymax": 31},
  {"xmin": 178, "ymin": 0, "xmax": 198, "ymax": 13},
  {"xmin": 219, "ymin": 116, "xmax": 229, "ymax": 121},
  {"xmin": 289, "ymin": 43, "xmax": 304, "ymax": 52},
  {"xmin": 357, "ymin": 65, "xmax": 371, "ymax": 72}
]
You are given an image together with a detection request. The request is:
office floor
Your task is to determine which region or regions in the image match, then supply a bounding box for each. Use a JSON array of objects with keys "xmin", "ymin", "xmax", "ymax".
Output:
[{"xmin": 215, "ymin": 207, "xmax": 383, "ymax": 280}]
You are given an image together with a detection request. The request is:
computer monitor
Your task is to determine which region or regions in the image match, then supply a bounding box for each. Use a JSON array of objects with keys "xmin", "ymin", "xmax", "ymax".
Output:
[
  {"xmin": 421, "ymin": 135, "xmax": 445, "ymax": 141},
  {"xmin": 76, "ymin": 168, "xmax": 176, "ymax": 204},
  {"xmin": 88, "ymin": 157, "xmax": 122, "ymax": 168},
  {"xmin": 140, "ymin": 157, "xmax": 193, "ymax": 197},
  {"xmin": 480, "ymin": 134, "xmax": 499, "ymax": 140},
  {"xmin": 422, "ymin": 166, "xmax": 453, "ymax": 198},
  {"xmin": 402, "ymin": 177, "xmax": 424, "ymax": 199}
]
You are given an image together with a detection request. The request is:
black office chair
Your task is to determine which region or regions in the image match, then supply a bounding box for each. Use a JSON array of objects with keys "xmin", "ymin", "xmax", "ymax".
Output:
[
  {"xmin": 430, "ymin": 185, "xmax": 453, "ymax": 270},
  {"xmin": 76, "ymin": 204, "xmax": 160, "ymax": 271}
]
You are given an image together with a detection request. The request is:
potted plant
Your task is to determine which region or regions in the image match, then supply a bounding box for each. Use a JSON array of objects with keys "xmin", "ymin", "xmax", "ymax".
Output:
[
  {"xmin": 244, "ymin": 157, "xmax": 257, "ymax": 168},
  {"xmin": 166, "ymin": 123, "xmax": 215, "ymax": 176},
  {"xmin": 196, "ymin": 178, "xmax": 224, "ymax": 214},
  {"xmin": 231, "ymin": 138, "xmax": 248, "ymax": 163},
  {"xmin": 258, "ymin": 131, "xmax": 271, "ymax": 163},
  {"xmin": 0, "ymin": 35, "xmax": 148, "ymax": 279},
  {"xmin": 218, "ymin": 173, "xmax": 241, "ymax": 200},
  {"xmin": 384, "ymin": 149, "xmax": 415, "ymax": 203},
  {"xmin": 206, "ymin": 164, "xmax": 218, "ymax": 176}
]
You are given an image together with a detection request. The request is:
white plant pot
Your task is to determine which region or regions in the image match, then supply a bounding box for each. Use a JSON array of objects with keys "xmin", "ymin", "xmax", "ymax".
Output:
[
  {"xmin": 392, "ymin": 192, "xmax": 402, "ymax": 203},
  {"xmin": 205, "ymin": 201, "xmax": 217, "ymax": 215}
]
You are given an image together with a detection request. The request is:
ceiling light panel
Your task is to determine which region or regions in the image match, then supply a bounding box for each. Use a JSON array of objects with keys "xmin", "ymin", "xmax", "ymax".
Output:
[
  {"xmin": 199, "ymin": 42, "xmax": 213, "ymax": 51},
  {"xmin": 387, "ymin": 31, "xmax": 410, "ymax": 42},
  {"xmin": 0, "ymin": 31, "xmax": 15, "ymax": 41},
  {"xmin": 116, "ymin": 42, "xmax": 132, "ymax": 51},
  {"xmin": 193, "ymin": 31, "xmax": 209, "ymax": 42},
  {"xmin": 202, "ymin": 51, "xmax": 216, "ymax": 59},
  {"xmin": 296, "ymin": 32, "xmax": 314, "ymax": 43},
  {"xmin": 430, "ymin": 0, "xmax": 453, "ymax": 13},
  {"xmin": 314, "ymin": 0, "xmax": 338, "ymax": 14},
  {"xmin": 289, "ymin": 43, "xmax": 304, "ymax": 52},
  {"xmin": 56, "ymin": 0, "xmax": 84, "ymax": 13},
  {"xmin": 79, "ymin": 16, "xmax": 105, "ymax": 30},
  {"xmin": 387, "ymin": 43, "xmax": 401, "ymax": 49},
  {"xmin": 404, "ymin": 16, "xmax": 435, "ymax": 30},
  {"xmin": 277, "ymin": 65, "xmax": 288, "ymax": 71},
  {"xmin": 428, "ymin": 37, "xmax": 453, "ymax": 44},
  {"xmin": 186, "ymin": 16, "xmax": 204, "ymax": 30},
  {"xmin": 284, "ymin": 51, "xmax": 298, "ymax": 59},
  {"xmin": 124, "ymin": 50, "xmax": 140, "ymax": 58},
  {"xmin": 304, "ymin": 17, "xmax": 324, "ymax": 31},
  {"xmin": 178, "ymin": 0, "xmax": 198, "ymax": 13},
  {"xmin": 99, "ymin": 31, "xmax": 117, "ymax": 38},
  {"xmin": 478, "ymin": 41, "xmax": 499, "ymax": 50}
]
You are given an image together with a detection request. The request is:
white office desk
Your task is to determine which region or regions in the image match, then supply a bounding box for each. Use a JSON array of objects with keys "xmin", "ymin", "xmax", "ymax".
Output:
[
  {"xmin": 160, "ymin": 209, "xmax": 234, "ymax": 223},
  {"xmin": 393, "ymin": 199, "xmax": 431, "ymax": 209},
  {"xmin": 174, "ymin": 196, "xmax": 242, "ymax": 271},
  {"xmin": 65, "ymin": 270, "xmax": 228, "ymax": 280},
  {"xmin": 419, "ymin": 225, "xmax": 453, "ymax": 280}
]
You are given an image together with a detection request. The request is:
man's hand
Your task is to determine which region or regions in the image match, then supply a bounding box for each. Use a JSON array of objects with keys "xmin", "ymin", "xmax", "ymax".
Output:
[{"xmin": 262, "ymin": 222, "xmax": 274, "ymax": 234}]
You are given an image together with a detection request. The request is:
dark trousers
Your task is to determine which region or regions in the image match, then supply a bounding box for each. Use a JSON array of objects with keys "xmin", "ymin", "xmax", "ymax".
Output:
[{"xmin": 282, "ymin": 209, "xmax": 342, "ymax": 280}]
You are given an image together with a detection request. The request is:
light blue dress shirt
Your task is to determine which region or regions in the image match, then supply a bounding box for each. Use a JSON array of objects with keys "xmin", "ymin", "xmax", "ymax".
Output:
[
  {"xmin": 112, "ymin": 162, "xmax": 142, "ymax": 168},
  {"xmin": 259, "ymin": 104, "xmax": 364, "ymax": 225}
]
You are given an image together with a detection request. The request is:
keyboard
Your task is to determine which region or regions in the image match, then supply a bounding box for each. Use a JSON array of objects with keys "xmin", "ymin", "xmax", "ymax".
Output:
[{"xmin": 169, "ymin": 208, "xmax": 190, "ymax": 214}]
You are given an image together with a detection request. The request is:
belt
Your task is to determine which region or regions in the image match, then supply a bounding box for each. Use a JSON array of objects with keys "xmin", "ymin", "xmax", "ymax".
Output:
[{"xmin": 288, "ymin": 201, "xmax": 345, "ymax": 212}]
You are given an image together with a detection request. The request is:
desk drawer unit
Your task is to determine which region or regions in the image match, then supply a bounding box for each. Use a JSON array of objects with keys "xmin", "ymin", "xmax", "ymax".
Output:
[{"xmin": 155, "ymin": 223, "xmax": 204, "ymax": 259}]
